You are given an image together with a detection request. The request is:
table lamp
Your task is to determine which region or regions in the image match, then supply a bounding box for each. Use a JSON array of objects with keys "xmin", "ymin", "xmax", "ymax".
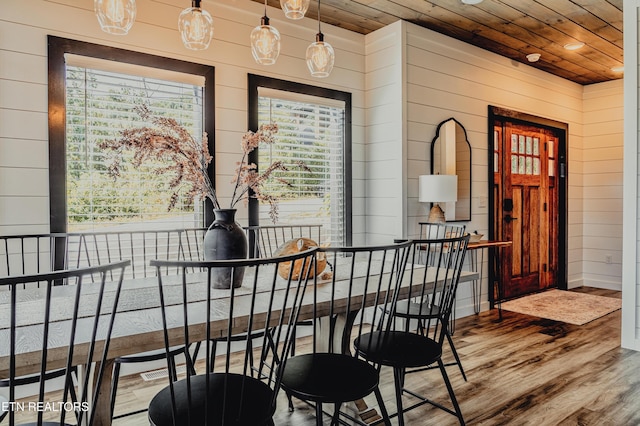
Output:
[{"xmin": 419, "ymin": 174, "xmax": 458, "ymax": 223}]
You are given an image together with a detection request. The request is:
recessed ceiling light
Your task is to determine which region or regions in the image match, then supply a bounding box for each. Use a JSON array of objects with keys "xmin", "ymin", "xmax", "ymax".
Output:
[
  {"xmin": 611, "ymin": 66, "xmax": 624, "ymax": 73},
  {"xmin": 526, "ymin": 53, "xmax": 541, "ymax": 63},
  {"xmin": 461, "ymin": 0, "xmax": 483, "ymax": 4},
  {"xmin": 564, "ymin": 42, "xmax": 585, "ymax": 51}
]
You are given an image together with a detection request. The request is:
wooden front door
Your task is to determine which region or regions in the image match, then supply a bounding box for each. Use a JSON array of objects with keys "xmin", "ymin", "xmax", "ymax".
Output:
[{"xmin": 492, "ymin": 120, "xmax": 563, "ymax": 299}]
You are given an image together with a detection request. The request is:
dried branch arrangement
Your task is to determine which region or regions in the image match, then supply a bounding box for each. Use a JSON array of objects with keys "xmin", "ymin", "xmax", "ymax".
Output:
[{"xmin": 99, "ymin": 104, "xmax": 309, "ymax": 222}]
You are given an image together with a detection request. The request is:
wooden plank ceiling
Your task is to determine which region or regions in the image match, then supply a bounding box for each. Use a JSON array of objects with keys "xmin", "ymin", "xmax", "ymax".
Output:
[{"xmin": 258, "ymin": 0, "xmax": 623, "ymax": 85}]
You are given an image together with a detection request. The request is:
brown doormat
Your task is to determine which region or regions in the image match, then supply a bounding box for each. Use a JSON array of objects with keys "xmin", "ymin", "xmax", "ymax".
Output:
[{"xmin": 500, "ymin": 289, "xmax": 621, "ymax": 325}]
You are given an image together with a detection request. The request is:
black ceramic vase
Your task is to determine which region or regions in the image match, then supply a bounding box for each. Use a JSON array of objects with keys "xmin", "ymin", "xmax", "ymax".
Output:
[{"xmin": 203, "ymin": 209, "xmax": 248, "ymax": 289}]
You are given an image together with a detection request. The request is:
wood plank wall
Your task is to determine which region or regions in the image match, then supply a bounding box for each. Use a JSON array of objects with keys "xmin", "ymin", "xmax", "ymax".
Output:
[
  {"xmin": 582, "ymin": 81, "xmax": 624, "ymax": 290},
  {"xmin": 363, "ymin": 24, "xmax": 406, "ymax": 244},
  {"xmin": 621, "ymin": 0, "xmax": 640, "ymax": 351}
]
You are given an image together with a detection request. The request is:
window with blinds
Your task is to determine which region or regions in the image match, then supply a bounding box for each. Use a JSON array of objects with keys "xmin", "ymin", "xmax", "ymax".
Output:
[
  {"xmin": 257, "ymin": 90, "xmax": 346, "ymax": 246},
  {"xmin": 64, "ymin": 60, "xmax": 206, "ymax": 231}
]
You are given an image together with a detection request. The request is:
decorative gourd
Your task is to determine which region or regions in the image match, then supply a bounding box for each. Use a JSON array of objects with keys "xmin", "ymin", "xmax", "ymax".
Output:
[{"xmin": 274, "ymin": 238, "xmax": 327, "ymax": 280}]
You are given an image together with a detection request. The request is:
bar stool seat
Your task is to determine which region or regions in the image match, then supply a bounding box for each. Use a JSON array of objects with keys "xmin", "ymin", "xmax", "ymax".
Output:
[
  {"xmin": 355, "ymin": 331, "xmax": 441, "ymax": 368},
  {"xmin": 280, "ymin": 353, "xmax": 379, "ymax": 404},
  {"xmin": 148, "ymin": 373, "xmax": 275, "ymax": 426}
]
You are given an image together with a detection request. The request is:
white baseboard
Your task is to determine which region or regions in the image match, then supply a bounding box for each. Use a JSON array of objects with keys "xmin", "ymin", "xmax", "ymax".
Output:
[
  {"xmin": 567, "ymin": 278, "xmax": 584, "ymax": 289},
  {"xmin": 453, "ymin": 300, "xmax": 491, "ymax": 319},
  {"xmin": 580, "ymin": 278, "xmax": 622, "ymax": 291}
]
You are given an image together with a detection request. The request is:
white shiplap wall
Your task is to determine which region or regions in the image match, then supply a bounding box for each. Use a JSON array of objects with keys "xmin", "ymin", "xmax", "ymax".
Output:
[
  {"xmin": 363, "ymin": 22, "xmax": 406, "ymax": 245},
  {"xmin": 582, "ymin": 80, "xmax": 624, "ymax": 291},
  {"xmin": 0, "ymin": 0, "xmax": 367, "ymax": 240}
]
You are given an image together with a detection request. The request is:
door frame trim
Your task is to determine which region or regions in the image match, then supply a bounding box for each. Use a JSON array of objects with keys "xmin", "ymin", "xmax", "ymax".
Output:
[{"xmin": 488, "ymin": 106, "xmax": 568, "ymax": 297}]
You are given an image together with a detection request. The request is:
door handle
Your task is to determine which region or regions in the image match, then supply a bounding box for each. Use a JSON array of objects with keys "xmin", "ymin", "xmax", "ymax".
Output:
[{"xmin": 504, "ymin": 215, "xmax": 518, "ymax": 223}]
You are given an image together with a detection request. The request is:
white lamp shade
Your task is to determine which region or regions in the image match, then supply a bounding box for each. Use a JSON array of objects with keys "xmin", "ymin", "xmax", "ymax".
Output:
[{"xmin": 419, "ymin": 175, "xmax": 458, "ymax": 203}]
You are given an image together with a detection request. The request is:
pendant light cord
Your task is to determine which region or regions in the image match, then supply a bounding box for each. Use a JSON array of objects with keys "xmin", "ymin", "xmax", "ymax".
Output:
[
  {"xmin": 261, "ymin": 0, "xmax": 269, "ymax": 25},
  {"xmin": 317, "ymin": 0, "xmax": 321, "ymax": 34}
]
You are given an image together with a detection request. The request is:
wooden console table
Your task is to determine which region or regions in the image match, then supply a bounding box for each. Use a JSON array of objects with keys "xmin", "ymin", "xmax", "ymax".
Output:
[{"xmin": 467, "ymin": 240, "xmax": 512, "ymax": 319}]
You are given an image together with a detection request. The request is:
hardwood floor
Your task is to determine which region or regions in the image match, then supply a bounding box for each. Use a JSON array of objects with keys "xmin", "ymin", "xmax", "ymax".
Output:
[{"xmin": 108, "ymin": 287, "xmax": 640, "ymax": 425}]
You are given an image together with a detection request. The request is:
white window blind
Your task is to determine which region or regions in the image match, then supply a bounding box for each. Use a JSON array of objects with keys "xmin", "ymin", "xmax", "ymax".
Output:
[
  {"xmin": 65, "ymin": 62, "xmax": 205, "ymax": 231},
  {"xmin": 258, "ymin": 92, "xmax": 346, "ymax": 246}
]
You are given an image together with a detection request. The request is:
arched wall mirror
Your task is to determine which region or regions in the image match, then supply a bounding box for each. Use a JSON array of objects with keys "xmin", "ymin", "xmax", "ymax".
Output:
[{"xmin": 430, "ymin": 118, "xmax": 472, "ymax": 222}]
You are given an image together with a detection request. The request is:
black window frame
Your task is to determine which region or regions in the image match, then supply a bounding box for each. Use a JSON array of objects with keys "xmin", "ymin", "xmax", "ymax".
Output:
[
  {"xmin": 47, "ymin": 35, "xmax": 216, "ymax": 232},
  {"xmin": 247, "ymin": 74, "xmax": 352, "ymax": 245}
]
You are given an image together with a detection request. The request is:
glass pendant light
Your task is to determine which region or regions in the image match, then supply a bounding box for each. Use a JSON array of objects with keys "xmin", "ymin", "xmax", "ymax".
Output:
[
  {"xmin": 178, "ymin": 0, "xmax": 214, "ymax": 50},
  {"xmin": 306, "ymin": 0, "xmax": 334, "ymax": 78},
  {"xmin": 280, "ymin": 0, "xmax": 310, "ymax": 20},
  {"xmin": 94, "ymin": 0, "xmax": 136, "ymax": 35},
  {"xmin": 251, "ymin": 0, "xmax": 281, "ymax": 65}
]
